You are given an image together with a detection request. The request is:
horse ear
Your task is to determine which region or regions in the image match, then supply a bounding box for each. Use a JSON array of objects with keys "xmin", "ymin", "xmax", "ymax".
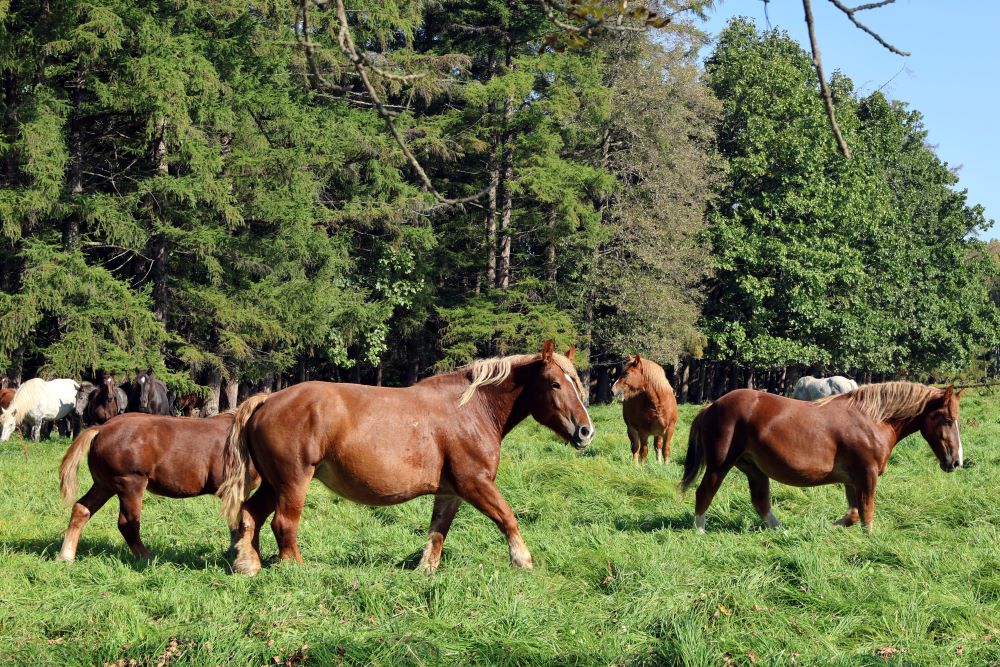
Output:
[
  {"xmin": 147, "ymin": 367, "xmax": 154, "ymax": 376},
  {"xmin": 541, "ymin": 339, "xmax": 554, "ymax": 362},
  {"xmin": 566, "ymin": 345, "xmax": 576, "ymax": 362},
  {"xmin": 942, "ymin": 385, "xmax": 955, "ymax": 400},
  {"xmin": 633, "ymin": 353, "xmax": 642, "ymax": 365}
]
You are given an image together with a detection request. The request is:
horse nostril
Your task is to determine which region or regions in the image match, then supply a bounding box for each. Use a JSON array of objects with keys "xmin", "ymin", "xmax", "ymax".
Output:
[{"xmin": 579, "ymin": 425, "xmax": 593, "ymax": 439}]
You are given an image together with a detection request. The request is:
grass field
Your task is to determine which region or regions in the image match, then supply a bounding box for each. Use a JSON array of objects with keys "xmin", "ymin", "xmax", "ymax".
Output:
[{"xmin": 1, "ymin": 393, "xmax": 999, "ymax": 666}]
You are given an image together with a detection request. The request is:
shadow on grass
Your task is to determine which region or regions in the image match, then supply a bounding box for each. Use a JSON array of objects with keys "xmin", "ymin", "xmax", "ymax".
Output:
[
  {"xmin": 614, "ymin": 513, "xmax": 750, "ymax": 534},
  {"xmin": 5, "ymin": 536, "xmax": 232, "ymax": 571}
]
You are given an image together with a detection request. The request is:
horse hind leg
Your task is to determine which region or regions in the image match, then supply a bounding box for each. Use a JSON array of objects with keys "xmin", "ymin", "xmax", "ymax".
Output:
[
  {"xmin": 58, "ymin": 485, "xmax": 114, "ymax": 562},
  {"xmin": 116, "ymin": 479, "xmax": 151, "ymax": 559},
  {"xmin": 270, "ymin": 475, "xmax": 312, "ymax": 566},
  {"xmin": 736, "ymin": 460, "xmax": 781, "ymax": 529},
  {"xmin": 834, "ymin": 484, "xmax": 860, "ymax": 527},
  {"xmin": 232, "ymin": 481, "xmax": 276, "ymax": 576},
  {"xmin": 417, "ymin": 495, "xmax": 463, "ymax": 575}
]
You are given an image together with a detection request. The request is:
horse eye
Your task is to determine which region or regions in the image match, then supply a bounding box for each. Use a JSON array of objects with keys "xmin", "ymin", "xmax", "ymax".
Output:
[
  {"xmin": 943, "ymin": 419, "xmax": 954, "ymax": 426},
  {"xmin": 551, "ymin": 381, "xmax": 561, "ymax": 390}
]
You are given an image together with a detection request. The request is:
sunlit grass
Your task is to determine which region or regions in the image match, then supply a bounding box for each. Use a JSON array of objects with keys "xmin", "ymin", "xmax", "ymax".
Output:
[{"xmin": 1, "ymin": 393, "xmax": 998, "ymax": 665}]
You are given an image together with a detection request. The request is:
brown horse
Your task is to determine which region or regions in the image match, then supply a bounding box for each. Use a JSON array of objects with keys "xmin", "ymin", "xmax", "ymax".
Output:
[
  {"xmin": 176, "ymin": 392, "xmax": 206, "ymax": 417},
  {"xmin": 219, "ymin": 340, "xmax": 594, "ymax": 575},
  {"xmin": 57, "ymin": 409, "xmax": 261, "ymax": 562},
  {"xmin": 612, "ymin": 355, "xmax": 679, "ymax": 464},
  {"xmin": 681, "ymin": 382, "xmax": 964, "ymax": 532},
  {"xmin": 85, "ymin": 371, "xmax": 119, "ymax": 426},
  {"xmin": 0, "ymin": 387, "xmax": 13, "ymax": 411}
]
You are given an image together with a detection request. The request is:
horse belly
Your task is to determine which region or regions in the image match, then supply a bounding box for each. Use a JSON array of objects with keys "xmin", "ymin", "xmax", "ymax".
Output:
[
  {"xmin": 745, "ymin": 428, "xmax": 841, "ymax": 487},
  {"xmin": 313, "ymin": 443, "xmax": 442, "ymax": 506}
]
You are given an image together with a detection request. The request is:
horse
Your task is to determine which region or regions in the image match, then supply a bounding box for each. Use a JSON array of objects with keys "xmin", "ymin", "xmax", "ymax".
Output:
[
  {"xmin": 791, "ymin": 375, "xmax": 858, "ymax": 400},
  {"xmin": 611, "ymin": 354, "xmax": 679, "ymax": 464},
  {"xmin": 57, "ymin": 408, "xmax": 262, "ymax": 562},
  {"xmin": 218, "ymin": 340, "xmax": 594, "ymax": 576},
  {"xmin": 680, "ymin": 382, "xmax": 964, "ymax": 532},
  {"xmin": 127, "ymin": 369, "xmax": 171, "ymax": 415},
  {"xmin": 0, "ymin": 378, "xmax": 80, "ymax": 442},
  {"xmin": 84, "ymin": 371, "xmax": 120, "ymax": 426},
  {"xmin": 0, "ymin": 387, "xmax": 13, "ymax": 411},
  {"xmin": 176, "ymin": 392, "xmax": 206, "ymax": 417}
]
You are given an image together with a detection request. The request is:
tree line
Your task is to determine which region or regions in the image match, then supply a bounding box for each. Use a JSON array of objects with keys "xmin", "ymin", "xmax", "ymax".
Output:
[{"xmin": 1, "ymin": 0, "xmax": 995, "ymax": 410}]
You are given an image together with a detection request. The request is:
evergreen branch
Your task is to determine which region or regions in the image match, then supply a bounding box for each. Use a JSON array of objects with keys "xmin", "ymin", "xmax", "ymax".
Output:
[
  {"xmin": 331, "ymin": 0, "xmax": 493, "ymax": 209},
  {"xmin": 802, "ymin": 0, "xmax": 852, "ymax": 158},
  {"xmin": 826, "ymin": 0, "xmax": 910, "ymax": 56}
]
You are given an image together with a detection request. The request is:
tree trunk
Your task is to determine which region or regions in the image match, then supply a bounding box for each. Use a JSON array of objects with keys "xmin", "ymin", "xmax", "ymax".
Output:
[
  {"xmin": 63, "ymin": 64, "xmax": 85, "ymax": 251},
  {"xmin": 222, "ymin": 378, "xmax": 238, "ymax": 412},
  {"xmin": 375, "ymin": 361, "xmax": 384, "ymax": 387},
  {"xmin": 677, "ymin": 357, "xmax": 690, "ymax": 403},
  {"xmin": 545, "ymin": 206, "xmax": 558, "ymax": 282},
  {"xmin": 203, "ymin": 367, "xmax": 223, "ymax": 417},
  {"xmin": 595, "ymin": 365, "xmax": 613, "ymax": 404},
  {"xmin": 494, "ymin": 43, "xmax": 514, "ymax": 290}
]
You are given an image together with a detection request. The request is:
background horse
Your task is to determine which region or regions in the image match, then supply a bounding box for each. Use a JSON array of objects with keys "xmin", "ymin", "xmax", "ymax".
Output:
[
  {"xmin": 57, "ymin": 409, "xmax": 261, "ymax": 562},
  {"xmin": 127, "ymin": 369, "xmax": 170, "ymax": 415},
  {"xmin": 176, "ymin": 392, "xmax": 206, "ymax": 417},
  {"xmin": 612, "ymin": 354, "xmax": 678, "ymax": 464},
  {"xmin": 0, "ymin": 387, "xmax": 13, "ymax": 411},
  {"xmin": 681, "ymin": 382, "xmax": 964, "ymax": 532},
  {"xmin": 791, "ymin": 375, "xmax": 858, "ymax": 400},
  {"xmin": 84, "ymin": 371, "xmax": 119, "ymax": 426},
  {"xmin": 218, "ymin": 340, "xmax": 594, "ymax": 576},
  {"xmin": 1, "ymin": 378, "xmax": 80, "ymax": 442}
]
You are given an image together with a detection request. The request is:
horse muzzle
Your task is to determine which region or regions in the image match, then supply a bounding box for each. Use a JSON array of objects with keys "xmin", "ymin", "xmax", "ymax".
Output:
[
  {"xmin": 571, "ymin": 423, "xmax": 594, "ymax": 450},
  {"xmin": 940, "ymin": 460, "xmax": 961, "ymax": 472}
]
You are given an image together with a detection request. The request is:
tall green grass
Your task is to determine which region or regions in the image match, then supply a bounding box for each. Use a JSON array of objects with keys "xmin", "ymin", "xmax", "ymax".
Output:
[{"xmin": 1, "ymin": 393, "xmax": 998, "ymax": 665}]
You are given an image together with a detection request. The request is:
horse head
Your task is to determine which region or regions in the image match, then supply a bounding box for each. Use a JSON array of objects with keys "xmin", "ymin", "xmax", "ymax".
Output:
[
  {"xmin": 0, "ymin": 406, "xmax": 16, "ymax": 441},
  {"xmin": 919, "ymin": 386, "xmax": 965, "ymax": 472},
  {"xmin": 524, "ymin": 341, "xmax": 594, "ymax": 449},
  {"xmin": 611, "ymin": 355, "xmax": 645, "ymax": 400},
  {"xmin": 135, "ymin": 368, "xmax": 155, "ymax": 412}
]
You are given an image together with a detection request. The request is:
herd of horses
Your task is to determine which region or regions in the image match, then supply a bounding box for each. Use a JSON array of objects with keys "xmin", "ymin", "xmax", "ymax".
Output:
[{"xmin": 2, "ymin": 341, "xmax": 967, "ymax": 573}]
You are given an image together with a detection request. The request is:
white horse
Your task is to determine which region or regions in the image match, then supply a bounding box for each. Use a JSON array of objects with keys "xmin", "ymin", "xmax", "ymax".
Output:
[
  {"xmin": 791, "ymin": 375, "xmax": 859, "ymax": 401},
  {"xmin": 0, "ymin": 378, "xmax": 80, "ymax": 441}
]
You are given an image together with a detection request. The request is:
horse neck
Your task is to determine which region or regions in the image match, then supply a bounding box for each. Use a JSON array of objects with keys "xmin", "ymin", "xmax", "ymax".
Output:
[
  {"xmin": 882, "ymin": 414, "xmax": 923, "ymax": 447},
  {"xmin": 468, "ymin": 376, "xmax": 531, "ymax": 439}
]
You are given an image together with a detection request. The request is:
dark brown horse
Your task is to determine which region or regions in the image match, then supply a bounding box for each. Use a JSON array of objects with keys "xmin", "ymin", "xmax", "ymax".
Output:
[
  {"xmin": 612, "ymin": 355, "xmax": 679, "ymax": 464},
  {"xmin": 57, "ymin": 408, "xmax": 261, "ymax": 562},
  {"xmin": 681, "ymin": 382, "xmax": 964, "ymax": 532},
  {"xmin": 219, "ymin": 340, "xmax": 594, "ymax": 575},
  {"xmin": 176, "ymin": 392, "xmax": 206, "ymax": 417},
  {"xmin": 85, "ymin": 371, "xmax": 119, "ymax": 425},
  {"xmin": 127, "ymin": 369, "xmax": 171, "ymax": 415}
]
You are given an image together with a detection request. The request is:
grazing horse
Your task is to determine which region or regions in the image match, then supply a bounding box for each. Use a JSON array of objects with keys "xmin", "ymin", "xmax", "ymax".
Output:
[
  {"xmin": 681, "ymin": 382, "xmax": 964, "ymax": 532},
  {"xmin": 791, "ymin": 375, "xmax": 858, "ymax": 400},
  {"xmin": 176, "ymin": 392, "xmax": 206, "ymax": 417},
  {"xmin": 0, "ymin": 378, "xmax": 80, "ymax": 442},
  {"xmin": 57, "ymin": 409, "xmax": 261, "ymax": 562},
  {"xmin": 612, "ymin": 355, "xmax": 679, "ymax": 464},
  {"xmin": 0, "ymin": 387, "xmax": 13, "ymax": 411},
  {"xmin": 85, "ymin": 372, "xmax": 120, "ymax": 426},
  {"xmin": 219, "ymin": 340, "xmax": 594, "ymax": 575},
  {"xmin": 127, "ymin": 369, "xmax": 171, "ymax": 415}
]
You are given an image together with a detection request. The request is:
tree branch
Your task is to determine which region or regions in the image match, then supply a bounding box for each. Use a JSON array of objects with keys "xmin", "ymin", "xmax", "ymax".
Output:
[
  {"xmin": 802, "ymin": 0, "xmax": 852, "ymax": 158},
  {"xmin": 826, "ymin": 0, "xmax": 910, "ymax": 56}
]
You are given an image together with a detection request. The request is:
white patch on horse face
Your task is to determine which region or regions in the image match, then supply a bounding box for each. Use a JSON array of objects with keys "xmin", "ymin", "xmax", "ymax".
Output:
[
  {"xmin": 957, "ymin": 419, "xmax": 964, "ymax": 467},
  {"xmin": 139, "ymin": 377, "xmax": 146, "ymax": 384},
  {"xmin": 565, "ymin": 372, "xmax": 593, "ymax": 431}
]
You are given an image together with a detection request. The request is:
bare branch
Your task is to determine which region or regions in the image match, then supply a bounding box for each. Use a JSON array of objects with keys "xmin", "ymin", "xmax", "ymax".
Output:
[
  {"xmin": 826, "ymin": 0, "xmax": 910, "ymax": 56},
  {"xmin": 802, "ymin": 0, "xmax": 852, "ymax": 158}
]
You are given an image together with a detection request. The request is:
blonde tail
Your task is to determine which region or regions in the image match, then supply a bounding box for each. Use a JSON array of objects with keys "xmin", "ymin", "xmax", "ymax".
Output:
[
  {"xmin": 60, "ymin": 427, "xmax": 100, "ymax": 505},
  {"xmin": 218, "ymin": 393, "xmax": 270, "ymax": 529}
]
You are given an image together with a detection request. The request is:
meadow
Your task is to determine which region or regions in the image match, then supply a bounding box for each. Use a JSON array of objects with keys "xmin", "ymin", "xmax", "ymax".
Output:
[{"xmin": 1, "ymin": 394, "xmax": 998, "ymax": 666}]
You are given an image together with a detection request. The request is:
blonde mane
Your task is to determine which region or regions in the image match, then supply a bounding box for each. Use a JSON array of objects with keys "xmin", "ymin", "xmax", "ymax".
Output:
[
  {"xmin": 458, "ymin": 353, "xmax": 584, "ymax": 406},
  {"xmin": 815, "ymin": 381, "xmax": 940, "ymax": 423},
  {"xmin": 637, "ymin": 358, "xmax": 673, "ymax": 398},
  {"xmin": 4, "ymin": 378, "xmax": 47, "ymax": 424}
]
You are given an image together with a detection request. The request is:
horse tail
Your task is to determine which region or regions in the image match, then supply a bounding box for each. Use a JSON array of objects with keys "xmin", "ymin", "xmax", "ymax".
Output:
[
  {"xmin": 60, "ymin": 427, "xmax": 100, "ymax": 505},
  {"xmin": 680, "ymin": 405, "xmax": 710, "ymax": 494},
  {"xmin": 218, "ymin": 393, "xmax": 270, "ymax": 529}
]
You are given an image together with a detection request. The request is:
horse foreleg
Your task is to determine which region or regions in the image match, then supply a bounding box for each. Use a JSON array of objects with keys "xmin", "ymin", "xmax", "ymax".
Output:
[
  {"xmin": 31, "ymin": 422, "xmax": 42, "ymax": 442},
  {"xmin": 459, "ymin": 477, "xmax": 532, "ymax": 568},
  {"xmin": 232, "ymin": 481, "xmax": 276, "ymax": 576},
  {"xmin": 117, "ymin": 480, "xmax": 151, "ymax": 559},
  {"xmin": 856, "ymin": 472, "xmax": 879, "ymax": 531},
  {"xmin": 417, "ymin": 495, "xmax": 463, "ymax": 575},
  {"xmin": 639, "ymin": 436, "xmax": 650, "ymax": 464},
  {"xmin": 628, "ymin": 427, "xmax": 641, "ymax": 465},
  {"xmin": 834, "ymin": 484, "xmax": 860, "ymax": 527},
  {"xmin": 57, "ymin": 485, "xmax": 113, "ymax": 562},
  {"xmin": 662, "ymin": 419, "xmax": 676, "ymax": 464}
]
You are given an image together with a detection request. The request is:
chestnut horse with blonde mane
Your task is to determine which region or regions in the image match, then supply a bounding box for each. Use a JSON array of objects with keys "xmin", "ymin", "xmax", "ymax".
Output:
[
  {"xmin": 57, "ymin": 408, "xmax": 261, "ymax": 562},
  {"xmin": 219, "ymin": 340, "xmax": 594, "ymax": 575},
  {"xmin": 612, "ymin": 355, "xmax": 678, "ymax": 464},
  {"xmin": 681, "ymin": 382, "xmax": 964, "ymax": 532}
]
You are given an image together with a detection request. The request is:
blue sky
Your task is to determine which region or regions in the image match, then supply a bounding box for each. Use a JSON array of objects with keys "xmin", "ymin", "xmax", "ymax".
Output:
[{"xmin": 698, "ymin": 1, "xmax": 998, "ymax": 239}]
